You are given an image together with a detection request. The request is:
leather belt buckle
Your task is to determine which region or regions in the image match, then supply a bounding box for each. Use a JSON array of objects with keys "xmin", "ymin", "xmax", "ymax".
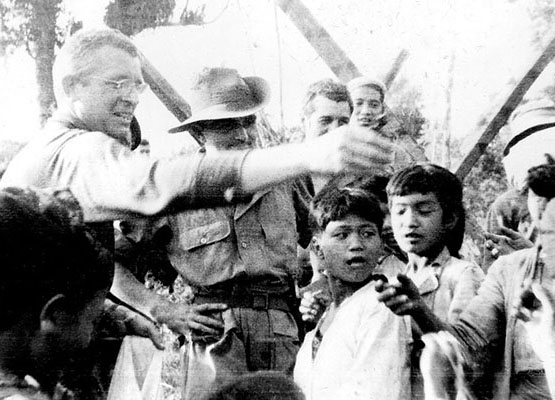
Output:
[{"xmin": 251, "ymin": 291, "xmax": 269, "ymax": 310}]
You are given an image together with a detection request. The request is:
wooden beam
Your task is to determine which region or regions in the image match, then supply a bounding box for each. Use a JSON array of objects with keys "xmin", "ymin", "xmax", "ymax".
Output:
[
  {"xmin": 383, "ymin": 49, "xmax": 409, "ymax": 89},
  {"xmin": 455, "ymin": 35, "xmax": 555, "ymax": 180},
  {"xmin": 140, "ymin": 54, "xmax": 191, "ymax": 121},
  {"xmin": 276, "ymin": 0, "xmax": 361, "ymax": 82},
  {"xmin": 140, "ymin": 53, "xmax": 207, "ymax": 145}
]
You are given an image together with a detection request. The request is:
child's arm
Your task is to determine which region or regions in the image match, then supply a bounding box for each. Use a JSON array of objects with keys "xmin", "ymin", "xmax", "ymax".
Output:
[{"xmin": 375, "ymin": 274, "xmax": 449, "ymax": 333}]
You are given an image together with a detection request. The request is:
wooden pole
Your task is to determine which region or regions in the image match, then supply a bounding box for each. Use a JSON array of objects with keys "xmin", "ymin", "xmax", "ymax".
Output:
[
  {"xmin": 140, "ymin": 53, "xmax": 207, "ymax": 145},
  {"xmin": 383, "ymin": 49, "xmax": 409, "ymax": 89},
  {"xmin": 276, "ymin": 0, "xmax": 361, "ymax": 82},
  {"xmin": 455, "ymin": 35, "xmax": 555, "ymax": 180}
]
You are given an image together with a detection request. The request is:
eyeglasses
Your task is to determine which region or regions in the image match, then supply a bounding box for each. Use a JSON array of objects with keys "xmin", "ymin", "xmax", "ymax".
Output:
[
  {"xmin": 197, "ymin": 115, "xmax": 257, "ymax": 131},
  {"xmin": 90, "ymin": 76, "xmax": 149, "ymax": 94}
]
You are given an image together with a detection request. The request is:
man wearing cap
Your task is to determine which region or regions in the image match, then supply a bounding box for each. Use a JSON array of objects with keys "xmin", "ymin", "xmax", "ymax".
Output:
[
  {"xmin": 117, "ymin": 66, "xmax": 314, "ymax": 399},
  {"xmin": 347, "ymin": 76, "xmax": 426, "ymax": 171},
  {"xmin": 482, "ymin": 99, "xmax": 555, "ymax": 269}
]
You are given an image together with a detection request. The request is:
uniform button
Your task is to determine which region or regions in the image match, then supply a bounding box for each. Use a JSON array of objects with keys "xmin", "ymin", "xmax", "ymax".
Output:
[
  {"xmin": 200, "ymin": 237, "xmax": 207, "ymax": 244},
  {"xmin": 241, "ymin": 241, "xmax": 248, "ymax": 249}
]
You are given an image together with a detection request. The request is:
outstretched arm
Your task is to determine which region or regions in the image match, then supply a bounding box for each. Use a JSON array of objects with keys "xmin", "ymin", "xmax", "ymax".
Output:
[{"xmin": 375, "ymin": 274, "xmax": 449, "ymax": 333}]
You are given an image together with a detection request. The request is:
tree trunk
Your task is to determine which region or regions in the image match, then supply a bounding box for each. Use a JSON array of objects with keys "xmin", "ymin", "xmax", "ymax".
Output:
[{"xmin": 32, "ymin": 0, "xmax": 58, "ymax": 127}]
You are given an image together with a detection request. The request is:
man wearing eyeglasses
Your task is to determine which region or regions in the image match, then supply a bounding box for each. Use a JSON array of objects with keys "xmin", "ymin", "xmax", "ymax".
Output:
[{"xmin": 0, "ymin": 27, "xmax": 394, "ymax": 390}]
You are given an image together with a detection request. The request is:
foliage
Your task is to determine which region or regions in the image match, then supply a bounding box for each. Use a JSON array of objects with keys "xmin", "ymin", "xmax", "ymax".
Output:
[
  {"xmin": 104, "ymin": 0, "xmax": 176, "ymax": 36},
  {"xmin": 0, "ymin": 0, "xmax": 76, "ymax": 125}
]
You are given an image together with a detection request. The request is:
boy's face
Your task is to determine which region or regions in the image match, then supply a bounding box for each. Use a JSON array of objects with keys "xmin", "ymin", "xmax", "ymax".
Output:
[
  {"xmin": 317, "ymin": 214, "xmax": 383, "ymax": 283},
  {"xmin": 390, "ymin": 192, "xmax": 447, "ymax": 257}
]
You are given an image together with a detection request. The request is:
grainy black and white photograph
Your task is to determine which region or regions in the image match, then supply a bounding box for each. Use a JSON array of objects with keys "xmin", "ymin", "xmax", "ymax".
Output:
[{"xmin": 1, "ymin": 0, "xmax": 555, "ymax": 399}]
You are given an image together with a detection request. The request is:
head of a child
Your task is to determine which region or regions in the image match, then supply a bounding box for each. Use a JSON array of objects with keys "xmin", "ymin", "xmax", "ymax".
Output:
[
  {"xmin": 0, "ymin": 188, "xmax": 112, "ymax": 392},
  {"xmin": 387, "ymin": 164, "xmax": 465, "ymax": 258},
  {"xmin": 311, "ymin": 186, "xmax": 384, "ymax": 284}
]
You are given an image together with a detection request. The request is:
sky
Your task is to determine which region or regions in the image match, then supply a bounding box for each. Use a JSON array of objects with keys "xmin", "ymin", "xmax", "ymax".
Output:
[{"xmin": 1, "ymin": 0, "xmax": 553, "ymax": 161}]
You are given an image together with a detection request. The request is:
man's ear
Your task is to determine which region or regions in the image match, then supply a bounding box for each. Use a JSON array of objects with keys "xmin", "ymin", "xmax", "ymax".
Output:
[
  {"xmin": 310, "ymin": 236, "xmax": 324, "ymax": 260},
  {"xmin": 39, "ymin": 294, "xmax": 69, "ymax": 332}
]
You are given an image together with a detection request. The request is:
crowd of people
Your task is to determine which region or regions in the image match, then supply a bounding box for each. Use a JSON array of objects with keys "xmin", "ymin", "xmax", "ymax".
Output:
[{"xmin": 2, "ymin": 26, "xmax": 555, "ymax": 400}]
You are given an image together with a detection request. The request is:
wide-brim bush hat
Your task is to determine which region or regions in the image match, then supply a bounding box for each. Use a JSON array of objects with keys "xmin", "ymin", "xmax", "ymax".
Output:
[{"xmin": 169, "ymin": 67, "xmax": 270, "ymax": 133}]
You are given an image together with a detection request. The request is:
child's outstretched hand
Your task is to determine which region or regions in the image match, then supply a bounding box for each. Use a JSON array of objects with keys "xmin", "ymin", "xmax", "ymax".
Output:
[
  {"xmin": 375, "ymin": 273, "xmax": 423, "ymax": 316},
  {"xmin": 515, "ymin": 282, "xmax": 555, "ymax": 363}
]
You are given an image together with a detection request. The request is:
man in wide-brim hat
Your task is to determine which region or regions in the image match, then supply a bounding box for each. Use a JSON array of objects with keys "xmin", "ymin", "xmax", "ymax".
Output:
[{"xmin": 131, "ymin": 67, "xmax": 314, "ymax": 399}]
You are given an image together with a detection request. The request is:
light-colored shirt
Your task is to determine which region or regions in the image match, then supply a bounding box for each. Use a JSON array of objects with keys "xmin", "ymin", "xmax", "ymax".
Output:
[
  {"xmin": 0, "ymin": 112, "xmax": 248, "ymax": 222},
  {"xmin": 294, "ymin": 281, "xmax": 412, "ymax": 400}
]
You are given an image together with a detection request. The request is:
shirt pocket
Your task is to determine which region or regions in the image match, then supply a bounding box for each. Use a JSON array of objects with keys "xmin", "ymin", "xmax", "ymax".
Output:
[{"xmin": 180, "ymin": 219, "xmax": 231, "ymax": 251}]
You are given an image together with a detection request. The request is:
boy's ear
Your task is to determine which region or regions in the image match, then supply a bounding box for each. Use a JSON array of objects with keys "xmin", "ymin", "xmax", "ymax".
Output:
[
  {"xmin": 310, "ymin": 236, "xmax": 325, "ymax": 260},
  {"xmin": 444, "ymin": 212, "xmax": 459, "ymax": 231},
  {"xmin": 40, "ymin": 294, "xmax": 70, "ymax": 332}
]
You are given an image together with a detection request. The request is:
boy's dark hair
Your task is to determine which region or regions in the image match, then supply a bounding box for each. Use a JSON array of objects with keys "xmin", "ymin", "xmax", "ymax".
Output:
[
  {"xmin": 386, "ymin": 164, "xmax": 465, "ymax": 257},
  {"xmin": 527, "ymin": 162, "xmax": 555, "ymax": 200},
  {"xmin": 311, "ymin": 182, "xmax": 384, "ymax": 233},
  {"xmin": 0, "ymin": 187, "xmax": 112, "ymax": 330},
  {"xmin": 302, "ymin": 79, "xmax": 353, "ymax": 118},
  {"xmin": 203, "ymin": 371, "xmax": 305, "ymax": 400}
]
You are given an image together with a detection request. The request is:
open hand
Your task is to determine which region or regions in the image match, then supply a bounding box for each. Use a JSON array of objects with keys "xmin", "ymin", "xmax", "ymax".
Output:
[
  {"xmin": 152, "ymin": 302, "xmax": 228, "ymax": 338},
  {"xmin": 484, "ymin": 226, "xmax": 533, "ymax": 259},
  {"xmin": 515, "ymin": 282, "xmax": 555, "ymax": 362},
  {"xmin": 306, "ymin": 125, "xmax": 393, "ymax": 176}
]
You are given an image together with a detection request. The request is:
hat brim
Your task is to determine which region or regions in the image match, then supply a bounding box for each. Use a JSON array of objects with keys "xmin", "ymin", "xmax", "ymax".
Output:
[{"xmin": 168, "ymin": 76, "xmax": 270, "ymax": 134}]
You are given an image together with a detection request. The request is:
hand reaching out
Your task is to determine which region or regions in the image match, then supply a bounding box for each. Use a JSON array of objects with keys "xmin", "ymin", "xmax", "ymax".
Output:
[
  {"xmin": 484, "ymin": 226, "xmax": 533, "ymax": 259},
  {"xmin": 375, "ymin": 274, "xmax": 423, "ymax": 316},
  {"xmin": 515, "ymin": 282, "xmax": 555, "ymax": 363}
]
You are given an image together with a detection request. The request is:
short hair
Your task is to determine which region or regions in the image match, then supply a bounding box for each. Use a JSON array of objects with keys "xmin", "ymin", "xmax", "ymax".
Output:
[
  {"xmin": 387, "ymin": 164, "xmax": 465, "ymax": 257},
  {"xmin": 53, "ymin": 28, "xmax": 139, "ymax": 103},
  {"xmin": 0, "ymin": 187, "xmax": 112, "ymax": 330},
  {"xmin": 311, "ymin": 183, "xmax": 384, "ymax": 234},
  {"xmin": 302, "ymin": 79, "xmax": 353, "ymax": 118},
  {"xmin": 203, "ymin": 372, "xmax": 305, "ymax": 400},
  {"xmin": 527, "ymin": 163, "xmax": 555, "ymax": 200}
]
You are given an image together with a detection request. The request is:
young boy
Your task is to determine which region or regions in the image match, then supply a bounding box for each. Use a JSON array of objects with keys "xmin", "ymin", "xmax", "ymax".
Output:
[
  {"xmin": 293, "ymin": 185, "xmax": 411, "ymax": 400},
  {"xmin": 0, "ymin": 187, "xmax": 112, "ymax": 400}
]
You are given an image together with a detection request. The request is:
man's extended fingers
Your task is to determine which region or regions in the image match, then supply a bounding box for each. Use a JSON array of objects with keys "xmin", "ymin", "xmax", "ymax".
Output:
[
  {"xmin": 497, "ymin": 226, "xmax": 522, "ymax": 240},
  {"xmin": 383, "ymin": 294, "xmax": 410, "ymax": 309},
  {"xmin": 193, "ymin": 303, "xmax": 228, "ymax": 312}
]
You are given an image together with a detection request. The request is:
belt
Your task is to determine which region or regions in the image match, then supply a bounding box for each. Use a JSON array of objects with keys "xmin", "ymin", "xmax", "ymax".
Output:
[{"xmin": 193, "ymin": 285, "xmax": 293, "ymax": 312}]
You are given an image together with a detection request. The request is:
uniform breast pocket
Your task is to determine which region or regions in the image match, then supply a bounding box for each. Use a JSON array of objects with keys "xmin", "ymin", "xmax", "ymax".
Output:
[{"xmin": 180, "ymin": 220, "xmax": 231, "ymax": 251}]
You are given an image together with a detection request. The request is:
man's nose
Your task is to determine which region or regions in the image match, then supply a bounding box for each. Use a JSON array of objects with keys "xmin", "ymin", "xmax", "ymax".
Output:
[{"xmin": 120, "ymin": 87, "xmax": 140, "ymax": 106}]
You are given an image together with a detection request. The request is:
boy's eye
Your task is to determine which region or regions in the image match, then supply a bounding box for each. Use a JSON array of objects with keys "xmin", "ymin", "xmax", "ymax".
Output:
[
  {"xmin": 360, "ymin": 229, "xmax": 375, "ymax": 238},
  {"xmin": 333, "ymin": 231, "xmax": 348, "ymax": 239},
  {"xmin": 391, "ymin": 207, "xmax": 405, "ymax": 215}
]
